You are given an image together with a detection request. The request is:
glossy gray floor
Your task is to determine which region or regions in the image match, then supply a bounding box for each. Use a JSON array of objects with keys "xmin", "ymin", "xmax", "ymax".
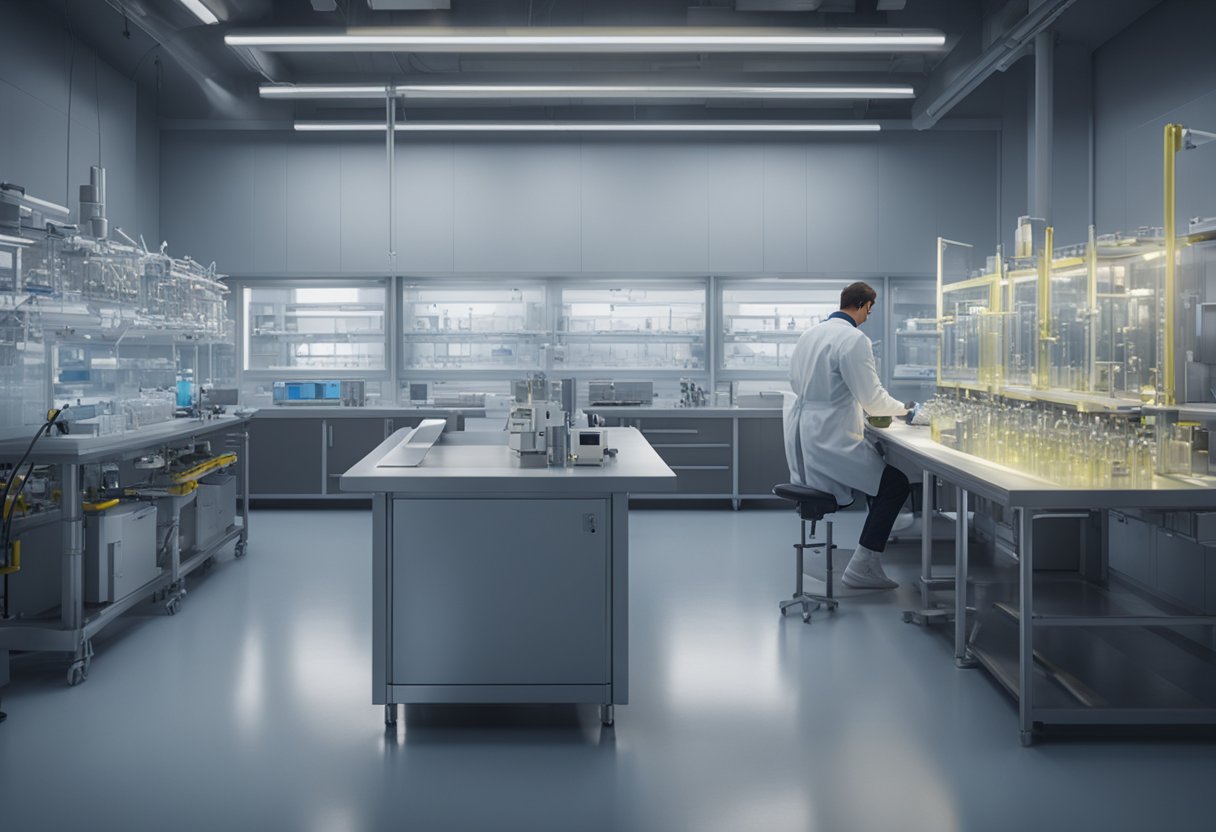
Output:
[{"xmin": 2, "ymin": 507, "xmax": 1216, "ymax": 832}]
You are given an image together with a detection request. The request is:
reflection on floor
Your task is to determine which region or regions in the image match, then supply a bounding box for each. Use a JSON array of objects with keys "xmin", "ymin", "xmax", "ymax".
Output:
[{"xmin": 2, "ymin": 507, "xmax": 1215, "ymax": 832}]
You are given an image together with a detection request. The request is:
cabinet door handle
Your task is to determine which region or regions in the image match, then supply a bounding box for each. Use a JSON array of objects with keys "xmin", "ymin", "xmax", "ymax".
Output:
[
  {"xmin": 643, "ymin": 428, "xmax": 698, "ymax": 435},
  {"xmin": 328, "ymin": 424, "xmax": 334, "ymax": 447}
]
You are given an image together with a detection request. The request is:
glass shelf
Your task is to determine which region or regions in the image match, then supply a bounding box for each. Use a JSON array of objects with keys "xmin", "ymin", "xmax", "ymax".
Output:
[
  {"xmin": 719, "ymin": 281, "xmax": 840, "ymax": 372},
  {"xmin": 558, "ymin": 285, "xmax": 706, "ymax": 371},
  {"xmin": 244, "ymin": 283, "xmax": 386, "ymax": 372},
  {"xmin": 402, "ymin": 283, "xmax": 547, "ymax": 370}
]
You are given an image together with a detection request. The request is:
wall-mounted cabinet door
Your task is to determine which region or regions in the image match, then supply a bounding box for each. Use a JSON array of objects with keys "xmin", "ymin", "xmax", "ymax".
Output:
[
  {"xmin": 325, "ymin": 417, "xmax": 392, "ymax": 494},
  {"xmin": 249, "ymin": 418, "xmax": 324, "ymax": 496}
]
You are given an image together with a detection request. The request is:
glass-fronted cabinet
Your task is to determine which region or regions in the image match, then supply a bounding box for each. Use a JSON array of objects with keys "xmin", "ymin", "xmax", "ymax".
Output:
[
  {"xmin": 557, "ymin": 284, "xmax": 706, "ymax": 371},
  {"xmin": 887, "ymin": 278, "xmax": 938, "ymax": 402},
  {"xmin": 719, "ymin": 280, "xmax": 838, "ymax": 373},
  {"xmin": 243, "ymin": 282, "xmax": 387, "ymax": 371},
  {"xmin": 402, "ymin": 282, "xmax": 547, "ymax": 371}
]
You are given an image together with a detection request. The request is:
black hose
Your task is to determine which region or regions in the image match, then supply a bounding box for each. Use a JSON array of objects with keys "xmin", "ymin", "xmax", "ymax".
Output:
[{"xmin": 0, "ymin": 408, "xmax": 68, "ymax": 570}]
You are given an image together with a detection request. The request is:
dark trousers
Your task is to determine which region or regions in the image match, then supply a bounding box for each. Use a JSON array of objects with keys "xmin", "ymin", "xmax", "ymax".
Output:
[{"xmin": 858, "ymin": 465, "xmax": 911, "ymax": 553}]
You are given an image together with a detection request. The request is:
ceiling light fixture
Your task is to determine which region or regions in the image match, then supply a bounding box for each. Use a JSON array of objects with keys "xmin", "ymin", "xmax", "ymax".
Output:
[
  {"xmin": 261, "ymin": 82, "xmax": 916, "ymax": 100},
  {"xmin": 178, "ymin": 0, "xmax": 219, "ymax": 25},
  {"xmin": 228, "ymin": 27, "xmax": 946, "ymax": 53},
  {"xmin": 293, "ymin": 120, "xmax": 882, "ymax": 133}
]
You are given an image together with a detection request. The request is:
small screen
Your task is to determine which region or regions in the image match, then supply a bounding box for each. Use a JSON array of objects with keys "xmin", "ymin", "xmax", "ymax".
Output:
[{"xmin": 579, "ymin": 433, "xmax": 601, "ymax": 446}]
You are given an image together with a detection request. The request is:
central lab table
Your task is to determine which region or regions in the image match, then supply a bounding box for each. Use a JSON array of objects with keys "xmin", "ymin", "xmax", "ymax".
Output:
[
  {"xmin": 869, "ymin": 421, "xmax": 1216, "ymax": 745},
  {"xmin": 340, "ymin": 426, "xmax": 675, "ymax": 726}
]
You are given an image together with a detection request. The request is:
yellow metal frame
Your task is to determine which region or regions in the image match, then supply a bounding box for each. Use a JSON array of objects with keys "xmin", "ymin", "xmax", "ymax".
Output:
[{"xmin": 1163, "ymin": 122, "xmax": 1183, "ymax": 406}]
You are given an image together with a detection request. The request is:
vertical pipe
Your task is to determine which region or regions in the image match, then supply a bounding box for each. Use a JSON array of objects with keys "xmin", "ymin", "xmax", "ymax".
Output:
[
  {"xmin": 1033, "ymin": 31, "xmax": 1053, "ymax": 228},
  {"xmin": 1163, "ymin": 123, "xmax": 1181, "ymax": 406},
  {"xmin": 386, "ymin": 88, "xmax": 397, "ymax": 271}
]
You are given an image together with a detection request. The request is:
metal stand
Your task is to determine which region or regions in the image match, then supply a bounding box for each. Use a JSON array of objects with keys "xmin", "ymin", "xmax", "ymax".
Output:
[
  {"xmin": 902, "ymin": 471, "xmax": 956, "ymax": 626},
  {"xmin": 384, "ymin": 703, "xmax": 398, "ymax": 727},
  {"xmin": 780, "ymin": 517, "xmax": 840, "ymax": 624},
  {"xmin": 600, "ymin": 704, "xmax": 614, "ymax": 726}
]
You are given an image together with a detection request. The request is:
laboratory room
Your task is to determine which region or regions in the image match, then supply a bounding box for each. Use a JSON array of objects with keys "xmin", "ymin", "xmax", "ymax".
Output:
[{"xmin": 4, "ymin": 0, "xmax": 1216, "ymax": 829}]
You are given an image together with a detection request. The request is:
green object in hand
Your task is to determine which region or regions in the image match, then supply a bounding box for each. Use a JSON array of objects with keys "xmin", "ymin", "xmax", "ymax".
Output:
[{"xmin": 867, "ymin": 415, "xmax": 892, "ymax": 428}]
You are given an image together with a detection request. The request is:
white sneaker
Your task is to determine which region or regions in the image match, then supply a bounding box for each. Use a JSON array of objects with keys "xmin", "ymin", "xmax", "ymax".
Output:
[{"xmin": 842, "ymin": 558, "xmax": 899, "ymax": 590}]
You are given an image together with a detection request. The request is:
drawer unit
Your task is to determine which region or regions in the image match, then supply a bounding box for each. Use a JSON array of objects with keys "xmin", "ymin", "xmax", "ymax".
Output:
[{"xmin": 637, "ymin": 418, "xmax": 732, "ymax": 445}]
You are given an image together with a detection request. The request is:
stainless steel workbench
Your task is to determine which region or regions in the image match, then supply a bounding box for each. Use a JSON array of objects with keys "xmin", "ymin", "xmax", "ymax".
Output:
[
  {"xmin": 341, "ymin": 426, "xmax": 675, "ymax": 727},
  {"xmin": 0, "ymin": 415, "xmax": 250, "ymax": 685},
  {"xmin": 870, "ymin": 421, "xmax": 1216, "ymax": 744}
]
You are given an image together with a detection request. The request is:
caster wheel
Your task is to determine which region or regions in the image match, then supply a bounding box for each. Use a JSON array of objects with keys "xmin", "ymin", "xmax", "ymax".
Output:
[
  {"xmin": 235, "ymin": 543, "xmax": 247, "ymax": 559},
  {"xmin": 599, "ymin": 705, "xmax": 614, "ymax": 727},
  {"xmin": 66, "ymin": 663, "xmax": 86, "ymax": 686},
  {"xmin": 802, "ymin": 613, "xmax": 811, "ymax": 624},
  {"xmin": 165, "ymin": 598, "xmax": 181, "ymax": 616}
]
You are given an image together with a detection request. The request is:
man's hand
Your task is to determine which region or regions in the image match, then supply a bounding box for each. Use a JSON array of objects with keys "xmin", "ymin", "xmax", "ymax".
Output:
[{"xmin": 904, "ymin": 401, "xmax": 921, "ymax": 424}]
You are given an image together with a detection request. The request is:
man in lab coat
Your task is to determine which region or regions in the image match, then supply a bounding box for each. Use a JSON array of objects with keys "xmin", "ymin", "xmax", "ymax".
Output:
[{"xmin": 784, "ymin": 282, "xmax": 912, "ymax": 590}]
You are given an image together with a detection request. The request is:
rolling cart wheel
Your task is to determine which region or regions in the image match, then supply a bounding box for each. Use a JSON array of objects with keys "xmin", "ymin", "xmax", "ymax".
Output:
[
  {"xmin": 66, "ymin": 663, "xmax": 86, "ymax": 687},
  {"xmin": 802, "ymin": 612, "xmax": 811, "ymax": 624},
  {"xmin": 235, "ymin": 542, "xmax": 248, "ymax": 559}
]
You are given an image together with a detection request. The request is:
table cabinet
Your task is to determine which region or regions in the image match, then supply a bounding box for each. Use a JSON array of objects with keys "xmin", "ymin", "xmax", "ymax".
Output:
[{"xmin": 249, "ymin": 418, "xmax": 323, "ymax": 496}]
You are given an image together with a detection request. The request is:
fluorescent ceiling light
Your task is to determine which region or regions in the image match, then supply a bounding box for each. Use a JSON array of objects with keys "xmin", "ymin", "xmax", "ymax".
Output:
[
  {"xmin": 261, "ymin": 83, "xmax": 915, "ymax": 100},
  {"xmin": 178, "ymin": 0, "xmax": 219, "ymax": 25},
  {"xmin": 294, "ymin": 121, "xmax": 882, "ymax": 133},
  {"xmin": 228, "ymin": 27, "xmax": 947, "ymax": 53}
]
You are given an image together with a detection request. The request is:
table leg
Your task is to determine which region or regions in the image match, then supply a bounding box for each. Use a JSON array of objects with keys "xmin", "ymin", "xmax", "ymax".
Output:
[
  {"xmin": 920, "ymin": 470, "xmax": 934, "ymax": 609},
  {"xmin": 1019, "ymin": 506, "xmax": 1036, "ymax": 746},
  {"xmin": 954, "ymin": 488, "xmax": 973, "ymax": 667},
  {"xmin": 60, "ymin": 463, "xmax": 82, "ymax": 633}
]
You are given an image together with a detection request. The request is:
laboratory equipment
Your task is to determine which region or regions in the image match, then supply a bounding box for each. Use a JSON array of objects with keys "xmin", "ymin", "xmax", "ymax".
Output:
[
  {"xmin": 588, "ymin": 380, "xmax": 654, "ymax": 407},
  {"xmin": 508, "ymin": 374, "xmax": 575, "ymax": 467},
  {"xmin": 0, "ymin": 171, "xmax": 235, "ymax": 439},
  {"xmin": 573, "ymin": 429, "xmax": 607, "ymax": 466},
  {"xmin": 272, "ymin": 379, "xmax": 365, "ymax": 406},
  {"xmin": 83, "ymin": 502, "xmax": 159, "ymax": 604},
  {"xmin": 678, "ymin": 378, "xmax": 707, "ymax": 408}
]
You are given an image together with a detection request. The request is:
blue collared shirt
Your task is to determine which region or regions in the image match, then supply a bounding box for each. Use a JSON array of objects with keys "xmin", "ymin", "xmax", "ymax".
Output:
[{"xmin": 828, "ymin": 310, "xmax": 858, "ymax": 327}]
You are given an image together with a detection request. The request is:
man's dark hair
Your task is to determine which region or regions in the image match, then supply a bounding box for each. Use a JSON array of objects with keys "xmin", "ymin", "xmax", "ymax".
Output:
[{"xmin": 840, "ymin": 281, "xmax": 877, "ymax": 310}]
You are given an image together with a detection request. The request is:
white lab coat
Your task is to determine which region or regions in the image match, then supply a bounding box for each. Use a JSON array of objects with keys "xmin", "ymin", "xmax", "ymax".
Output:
[{"xmin": 783, "ymin": 316, "xmax": 906, "ymax": 505}]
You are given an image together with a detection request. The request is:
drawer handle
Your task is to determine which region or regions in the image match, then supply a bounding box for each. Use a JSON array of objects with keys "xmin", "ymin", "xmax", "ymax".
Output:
[
  {"xmin": 651, "ymin": 443, "xmax": 731, "ymax": 449},
  {"xmin": 670, "ymin": 465, "xmax": 730, "ymax": 471},
  {"xmin": 643, "ymin": 428, "xmax": 698, "ymax": 435}
]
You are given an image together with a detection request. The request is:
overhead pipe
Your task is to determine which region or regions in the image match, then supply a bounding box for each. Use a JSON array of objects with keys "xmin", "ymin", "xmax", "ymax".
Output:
[{"xmin": 911, "ymin": 0, "xmax": 1075, "ymax": 130}]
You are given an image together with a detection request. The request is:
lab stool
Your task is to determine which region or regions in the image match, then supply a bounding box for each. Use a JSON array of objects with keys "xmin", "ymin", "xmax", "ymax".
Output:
[{"xmin": 772, "ymin": 483, "xmax": 841, "ymax": 624}]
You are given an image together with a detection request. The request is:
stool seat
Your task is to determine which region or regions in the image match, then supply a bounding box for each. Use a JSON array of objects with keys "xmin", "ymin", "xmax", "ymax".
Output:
[{"xmin": 772, "ymin": 483, "xmax": 841, "ymax": 521}]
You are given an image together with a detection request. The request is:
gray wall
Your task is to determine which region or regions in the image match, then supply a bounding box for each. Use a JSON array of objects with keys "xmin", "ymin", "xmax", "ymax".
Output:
[
  {"xmin": 1094, "ymin": 0, "xmax": 1216, "ymax": 234},
  {"xmin": 0, "ymin": 2, "xmax": 156, "ymax": 241},
  {"xmin": 160, "ymin": 130, "xmax": 1000, "ymax": 278}
]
